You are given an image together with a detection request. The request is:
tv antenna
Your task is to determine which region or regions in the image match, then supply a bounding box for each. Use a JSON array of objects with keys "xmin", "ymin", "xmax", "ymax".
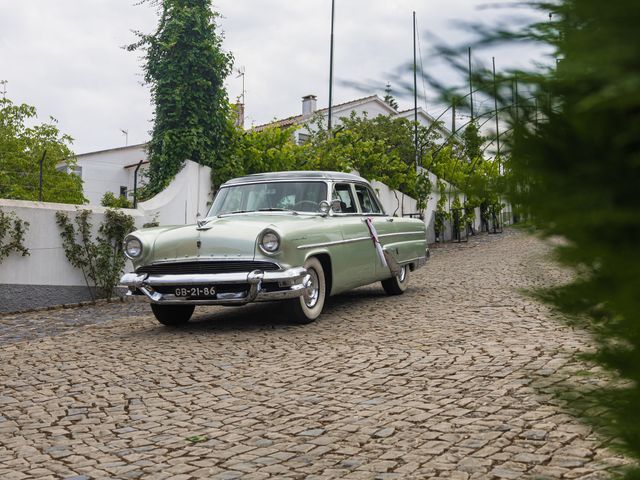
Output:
[{"xmin": 236, "ymin": 67, "xmax": 245, "ymax": 105}]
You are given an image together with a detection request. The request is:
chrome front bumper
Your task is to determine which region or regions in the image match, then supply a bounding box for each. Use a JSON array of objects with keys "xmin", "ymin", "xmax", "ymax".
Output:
[{"xmin": 119, "ymin": 267, "xmax": 312, "ymax": 306}]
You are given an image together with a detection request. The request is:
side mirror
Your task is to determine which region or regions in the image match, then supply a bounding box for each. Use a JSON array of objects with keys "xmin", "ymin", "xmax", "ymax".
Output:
[
  {"xmin": 331, "ymin": 199, "xmax": 342, "ymax": 213},
  {"xmin": 318, "ymin": 200, "xmax": 331, "ymax": 216}
]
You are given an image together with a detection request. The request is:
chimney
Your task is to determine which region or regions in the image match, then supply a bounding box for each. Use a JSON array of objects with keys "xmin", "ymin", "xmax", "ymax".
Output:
[
  {"xmin": 302, "ymin": 95, "xmax": 317, "ymax": 116},
  {"xmin": 233, "ymin": 102, "xmax": 244, "ymax": 128}
]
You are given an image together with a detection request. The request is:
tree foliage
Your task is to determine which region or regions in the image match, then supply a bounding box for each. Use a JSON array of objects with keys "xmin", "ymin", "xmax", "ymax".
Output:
[
  {"xmin": 0, "ymin": 208, "xmax": 29, "ymax": 263},
  {"xmin": 0, "ymin": 97, "xmax": 85, "ymax": 204},
  {"xmin": 128, "ymin": 0, "xmax": 234, "ymax": 194},
  {"xmin": 101, "ymin": 191, "xmax": 133, "ymax": 209},
  {"xmin": 463, "ymin": 0, "xmax": 640, "ymax": 473},
  {"xmin": 225, "ymin": 113, "xmax": 440, "ymax": 214}
]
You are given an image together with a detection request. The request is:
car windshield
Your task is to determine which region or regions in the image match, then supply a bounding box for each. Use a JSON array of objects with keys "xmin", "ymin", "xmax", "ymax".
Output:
[{"xmin": 208, "ymin": 181, "xmax": 328, "ymax": 216}]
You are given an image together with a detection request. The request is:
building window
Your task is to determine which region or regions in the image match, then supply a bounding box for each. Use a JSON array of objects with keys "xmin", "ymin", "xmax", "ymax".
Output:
[
  {"xmin": 56, "ymin": 165, "xmax": 82, "ymax": 178},
  {"xmin": 297, "ymin": 133, "xmax": 310, "ymax": 145},
  {"xmin": 120, "ymin": 186, "xmax": 128, "ymax": 198}
]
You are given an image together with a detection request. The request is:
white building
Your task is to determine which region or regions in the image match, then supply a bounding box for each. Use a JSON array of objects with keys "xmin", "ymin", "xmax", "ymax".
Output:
[
  {"xmin": 71, "ymin": 95, "xmax": 448, "ymax": 206},
  {"xmin": 65, "ymin": 143, "xmax": 148, "ymax": 206},
  {"xmin": 253, "ymin": 94, "xmax": 448, "ymax": 145}
]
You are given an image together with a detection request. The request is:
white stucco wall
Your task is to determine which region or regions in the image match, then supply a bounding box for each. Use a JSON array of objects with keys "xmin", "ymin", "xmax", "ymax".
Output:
[
  {"xmin": 138, "ymin": 160, "xmax": 212, "ymax": 226},
  {"xmin": 0, "ymin": 199, "xmax": 145, "ymax": 287},
  {"xmin": 0, "ymin": 160, "xmax": 211, "ymax": 291}
]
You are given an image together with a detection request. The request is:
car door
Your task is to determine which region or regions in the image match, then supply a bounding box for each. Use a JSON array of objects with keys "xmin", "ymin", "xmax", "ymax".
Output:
[
  {"xmin": 353, "ymin": 183, "xmax": 397, "ymax": 279},
  {"xmin": 330, "ymin": 182, "xmax": 376, "ymax": 288}
]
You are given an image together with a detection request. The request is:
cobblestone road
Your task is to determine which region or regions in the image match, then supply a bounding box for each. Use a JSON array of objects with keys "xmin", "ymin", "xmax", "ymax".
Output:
[{"xmin": 0, "ymin": 231, "xmax": 631, "ymax": 479}]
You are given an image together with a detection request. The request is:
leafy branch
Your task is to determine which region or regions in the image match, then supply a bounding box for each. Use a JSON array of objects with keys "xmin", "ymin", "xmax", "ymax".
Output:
[
  {"xmin": 56, "ymin": 209, "xmax": 135, "ymax": 300},
  {"xmin": 0, "ymin": 209, "xmax": 30, "ymax": 263}
]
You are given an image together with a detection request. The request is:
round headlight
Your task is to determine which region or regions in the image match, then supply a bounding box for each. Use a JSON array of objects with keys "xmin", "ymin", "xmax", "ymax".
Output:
[
  {"xmin": 260, "ymin": 230, "xmax": 280, "ymax": 253},
  {"xmin": 124, "ymin": 236, "xmax": 143, "ymax": 259}
]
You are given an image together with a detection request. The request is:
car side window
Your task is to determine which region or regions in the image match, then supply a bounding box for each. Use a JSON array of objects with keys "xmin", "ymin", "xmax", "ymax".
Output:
[
  {"xmin": 332, "ymin": 183, "xmax": 357, "ymax": 213},
  {"xmin": 354, "ymin": 184, "xmax": 382, "ymax": 214}
]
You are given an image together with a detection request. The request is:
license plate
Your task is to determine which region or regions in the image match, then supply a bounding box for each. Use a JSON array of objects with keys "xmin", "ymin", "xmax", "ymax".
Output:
[{"xmin": 174, "ymin": 286, "xmax": 216, "ymax": 297}]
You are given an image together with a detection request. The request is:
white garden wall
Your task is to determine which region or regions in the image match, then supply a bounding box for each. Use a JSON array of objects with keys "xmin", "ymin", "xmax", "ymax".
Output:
[
  {"xmin": 0, "ymin": 160, "xmax": 212, "ymax": 312},
  {"xmin": 138, "ymin": 160, "xmax": 212, "ymax": 226}
]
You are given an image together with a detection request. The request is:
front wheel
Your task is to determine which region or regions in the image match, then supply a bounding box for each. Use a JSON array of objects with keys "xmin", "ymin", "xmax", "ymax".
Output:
[
  {"xmin": 150, "ymin": 304, "xmax": 195, "ymax": 326},
  {"xmin": 286, "ymin": 257, "xmax": 326, "ymax": 324},
  {"xmin": 381, "ymin": 264, "xmax": 409, "ymax": 295}
]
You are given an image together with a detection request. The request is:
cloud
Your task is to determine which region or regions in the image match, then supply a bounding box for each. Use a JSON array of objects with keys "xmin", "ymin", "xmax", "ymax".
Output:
[{"xmin": 0, "ymin": 0, "xmax": 549, "ymax": 153}]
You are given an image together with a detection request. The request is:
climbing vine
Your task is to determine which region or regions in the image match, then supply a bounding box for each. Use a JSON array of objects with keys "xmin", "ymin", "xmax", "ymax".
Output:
[
  {"xmin": 450, "ymin": 195, "xmax": 465, "ymax": 239},
  {"xmin": 415, "ymin": 172, "xmax": 432, "ymax": 212},
  {"xmin": 56, "ymin": 208, "xmax": 135, "ymax": 300},
  {"xmin": 0, "ymin": 209, "xmax": 30, "ymax": 263},
  {"xmin": 434, "ymin": 179, "xmax": 449, "ymax": 241}
]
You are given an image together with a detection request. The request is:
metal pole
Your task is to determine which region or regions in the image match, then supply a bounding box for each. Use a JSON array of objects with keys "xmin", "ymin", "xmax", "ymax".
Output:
[
  {"xmin": 413, "ymin": 11, "xmax": 418, "ymax": 170},
  {"xmin": 38, "ymin": 150, "xmax": 46, "ymax": 202},
  {"xmin": 133, "ymin": 160, "xmax": 143, "ymax": 208},
  {"xmin": 492, "ymin": 57, "xmax": 500, "ymax": 159},
  {"xmin": 514, "ymin": 73, "xmax": 519, "ymax": 124},
  {"xmin": 452, "ymin": 98, "xmax": 456, "ymax": 133},
  {"xmin": 328, "ymin": 0, "xmax": 335, "ymax": 134},
  {"xmin": 468, "ymin": 47, "xmax": 473, "ymax": 120}
]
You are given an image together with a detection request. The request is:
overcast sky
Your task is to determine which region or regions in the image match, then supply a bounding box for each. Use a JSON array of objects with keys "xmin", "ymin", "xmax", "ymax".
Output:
[{"xmin": 0, "ymin": 0, "xmax": 549, "ymax": 154}]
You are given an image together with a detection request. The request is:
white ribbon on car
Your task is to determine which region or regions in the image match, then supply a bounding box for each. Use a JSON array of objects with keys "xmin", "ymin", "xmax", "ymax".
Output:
[{"xmin": 364, "ymin": 217, "xmax": 388, "ymax": 268}]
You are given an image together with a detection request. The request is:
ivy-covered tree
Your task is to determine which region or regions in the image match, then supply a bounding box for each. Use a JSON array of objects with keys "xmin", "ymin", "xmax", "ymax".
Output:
[
  {"xmin": 0, "ymin": 97, "xmax": 85, "ymax": 204},
  {"xmin": 128, "ymin": 0, "xmax": 234, "ymax": 193}
]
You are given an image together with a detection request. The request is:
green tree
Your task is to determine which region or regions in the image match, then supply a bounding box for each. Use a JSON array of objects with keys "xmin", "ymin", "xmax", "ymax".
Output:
[
  {"xmin": 462, "ymin": 121, "xmax": 484, "ymax": 161},
  {"xmin": 463, "ymin": 0, "xmax": 640, "ymax": 474},
  {"xmin": 101, "ymin": 191, "xmax": 133, "ymax": 209},
  {"xmin": 0, "ymin": 97, "xmax": 85, "ymax": 204},
  {"xmin": 305, "ymin": 113, "xmax": 438, "ymax": 195},
  {"xmin": 128, "ymin": 0, "xmax": 234, "ymax": 194},
  {"xmin": 225, "ymin": 113, "xmax": 440, "ymax": 212},
  {"xmin": 229, "ymin": 125, "xmax": 304, "ymax": 177}
]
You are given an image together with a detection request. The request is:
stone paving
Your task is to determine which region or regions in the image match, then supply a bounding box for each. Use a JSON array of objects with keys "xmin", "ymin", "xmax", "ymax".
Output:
[{"xmin": 0, "ymin": 230, "xmax": 632, "ymax": 479}]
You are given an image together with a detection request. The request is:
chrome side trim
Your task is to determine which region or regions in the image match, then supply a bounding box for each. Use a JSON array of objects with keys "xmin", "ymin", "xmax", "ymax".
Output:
[
  {"xmin": 297, "ymin": 230, "xmax": 425, "ymax": 250},
  {"xmin": 296, "ymin": 236, "xmax": 371, "ymax": 250},
  {"xmin": 378, "ymin": 230, "xmax": 426, "ymax": 239}
]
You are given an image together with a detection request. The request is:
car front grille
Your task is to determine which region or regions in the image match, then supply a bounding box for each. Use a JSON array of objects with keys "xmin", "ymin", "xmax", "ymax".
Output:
[{"xmin": 136, "ymin": 260, "xmax": 280, "ymax": 276}]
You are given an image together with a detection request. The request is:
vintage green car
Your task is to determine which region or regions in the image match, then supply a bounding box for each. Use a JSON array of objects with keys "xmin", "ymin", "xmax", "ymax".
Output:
[{"xmin": 120, "ymin": 171, "xmax": 429, "ymax": 325}]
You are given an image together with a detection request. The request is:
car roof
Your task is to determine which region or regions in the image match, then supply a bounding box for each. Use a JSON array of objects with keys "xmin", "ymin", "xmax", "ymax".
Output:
[{"xmin": 222, "ymin": 171, "xmax": 368, "ymax": 186}]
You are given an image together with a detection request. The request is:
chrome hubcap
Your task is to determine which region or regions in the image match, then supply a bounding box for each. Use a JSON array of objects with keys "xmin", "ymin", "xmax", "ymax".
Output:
[
  {"xmin": 305, "ymin": 269, "xmax": 320, "ymax": 308},
  {"xmin": 397, "ymin": 265, "xmax": 407, "ymax": 283}
]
